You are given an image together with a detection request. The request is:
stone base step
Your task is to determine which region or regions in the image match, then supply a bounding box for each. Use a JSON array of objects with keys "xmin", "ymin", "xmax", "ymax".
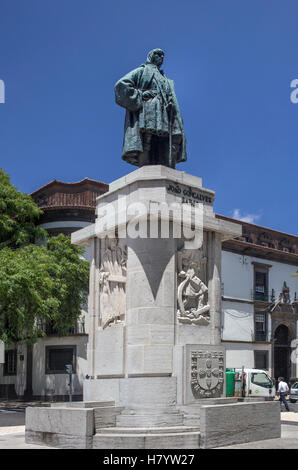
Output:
[
  {"xmin": 115, "ymin": 406, "xmax": 185, "ymax": 427},
  {"xmin": 117, "ymin": 413, "xmax": 184, "ymax": 427},
  {"xmin": 26, "ymin": 430, "xmax": 92, "ymax": 449},
  {"xmin": 120, "ymin": 406, "xmax": 182, "ymax": 415},
  {"xmin": 94, "ymin": 406, "xmax": 124, "ymax": 431},
  {"xmin": 93, "ymin": 430, "xmax": 200, "ymax": 449},
  {"xmin": 179, "ymin": 399, "xmax": 239, "ymax": 426},
  {"xmin": 96, "ymin": 425, "xmax": 199, "ymax": 435},
  {"xmin": 51, "ymin": 400, "xmax": 115, "ymax": 408}
]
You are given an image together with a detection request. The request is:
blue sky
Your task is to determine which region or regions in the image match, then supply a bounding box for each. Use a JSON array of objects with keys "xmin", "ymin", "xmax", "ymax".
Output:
[{"xmin": 0, "ymin": 0, "xmax": 297, "ymax": 235}]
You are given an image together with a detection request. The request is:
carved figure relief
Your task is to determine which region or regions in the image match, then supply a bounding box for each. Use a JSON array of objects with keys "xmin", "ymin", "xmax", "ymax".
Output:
[
  {"xmin": 269, "ymin": 281, "xmax": 293, "ymax": 314},
  {"xmin": 177, "ymin": 248, "xmax": 210, "ymax": 325},
  {"xmin": 99, "ymin": 238, "xmax": 127, "ymax": 329},
  {"xmin": 191, "ymin": 350, "xmax": 224, "ymax": 398},
  {"xmin": 280, "ymin": 281, "xmax": 290, "ymax": 304}
]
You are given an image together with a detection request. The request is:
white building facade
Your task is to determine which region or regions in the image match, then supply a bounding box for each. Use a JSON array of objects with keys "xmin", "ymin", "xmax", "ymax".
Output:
[{"xmin": 219, "ymin": 214, "xmax": 298, "ymax": 383}]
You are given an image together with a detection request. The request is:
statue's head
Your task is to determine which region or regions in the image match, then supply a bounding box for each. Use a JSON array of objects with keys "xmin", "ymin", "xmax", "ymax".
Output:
[{"xmin": 146, "ymin": 49, "xmax": 164, "ymax": 68}]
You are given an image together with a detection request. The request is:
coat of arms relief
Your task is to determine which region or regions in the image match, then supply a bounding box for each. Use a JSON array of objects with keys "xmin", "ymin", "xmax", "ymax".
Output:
[
  {"xmin": 99, "ymin": 238, "xmax": 127, "ymax": 329},
  {"xmin": 191, "ymin": 350, "xmax": 224, "ymax": 398},
  {"xmin": 177, "ymin": 247, "xmax": 210, "ymax": 325}
]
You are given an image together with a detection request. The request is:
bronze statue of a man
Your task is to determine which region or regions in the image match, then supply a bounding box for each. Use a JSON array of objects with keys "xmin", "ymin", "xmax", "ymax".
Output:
[{"xmin": 115, "ymin": 49, "xmax": 187, "ymax": 168}]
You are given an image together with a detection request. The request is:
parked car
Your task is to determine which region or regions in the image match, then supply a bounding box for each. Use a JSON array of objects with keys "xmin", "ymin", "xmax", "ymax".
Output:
[{"xmin": 290, "ymin": 382, "xmax": 298, "ymax": 403}]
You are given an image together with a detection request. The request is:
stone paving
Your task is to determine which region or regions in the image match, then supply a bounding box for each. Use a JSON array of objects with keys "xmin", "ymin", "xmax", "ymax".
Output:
[
  {"xmin": 0, "ymin": 425, "xmax": 25, "ymax": 435},
  {"xmin": 0, "ymin": 428, "xmax": 54, "ymax": 449},
  {"xmin": 0, "ymin": 405, "xmax": 54, "ymax": 449}
]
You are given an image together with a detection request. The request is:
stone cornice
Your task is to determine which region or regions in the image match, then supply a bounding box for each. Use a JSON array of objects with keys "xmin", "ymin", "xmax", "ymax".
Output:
[{"xmin": 216, "ymin": 214, "xmax": 297, "ymax": 265}]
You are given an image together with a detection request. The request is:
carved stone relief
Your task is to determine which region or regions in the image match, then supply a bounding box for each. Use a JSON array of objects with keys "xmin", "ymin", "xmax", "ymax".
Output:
[
  {"xmin": 177, "ymin": 247, "xmax": 210, "ymax": 325},
  {"xmin": 99, "ymin": 238, "xmax": 127, "ymax": 329},
  {"xmin": 269, "ymin": 282, "xmax": 295, "ymax": 314},
  {"xmin": 279, "ymin": 281, "xmax": 290, "ymax": 304},
  {"xmin": 191, "ymin": 350, "xmax": 224, "ymax": 398}
]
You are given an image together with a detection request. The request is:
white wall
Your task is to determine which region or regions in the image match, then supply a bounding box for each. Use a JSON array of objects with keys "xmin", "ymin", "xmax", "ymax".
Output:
[
  {"xmin": 222, "ymin": 301, "xmax": 254, "ymax": 342},
  {"xmin": 0, "ymin": 337, "xmax": 89, "ymax": 399},
  {"xmin": 32, "ymin": 336, "xmax": 88, "ymax": 398},
  {"xmin": 222, "ymin": 251, "xmax": 253, "ymax": 301},
  {"xmin": 224, "ymin": 342, "xmax": 272, "ymax": 375},
  {"xmin": 268, "ymin": 260, "xmax": 298, "ymax": 302},
  {"xmin": 0, "ymin": 344, "xmax": 27, "ymax": 396},
  {"xmin": 222, "ymin": 250, "xmax": 298, "ymax": 303}
]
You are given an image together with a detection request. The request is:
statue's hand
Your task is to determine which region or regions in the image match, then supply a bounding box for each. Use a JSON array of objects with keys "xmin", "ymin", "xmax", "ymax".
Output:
[{"xmin": 142, "ymin": 90, "xmax": 157, "ymax": 101}]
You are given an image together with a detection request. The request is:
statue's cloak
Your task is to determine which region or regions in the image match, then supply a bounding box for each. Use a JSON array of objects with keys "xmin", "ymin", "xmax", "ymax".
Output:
[{"xmin": 115, "ymin": 64, "xmax": 187, "ymax": 166}]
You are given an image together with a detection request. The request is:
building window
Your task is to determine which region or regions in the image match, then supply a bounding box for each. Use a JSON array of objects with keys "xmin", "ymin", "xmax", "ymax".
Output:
[
  {"xmin": 4, "ymin": 350, "xmax": 17, "ymax": 376},
  {"xmin": 45, "ymin": 346, "xmax": 76, "ymax": 374},
  {"xmin": 252, "ymin": 263, "xmax": 271, "ymax": 302},
  {"xmin": 255, "ymin": 271, "xmax": 268, "ymax": 301},
  {"xmin": 254, "ymin": 350, "xmax": 269, "ymax": 370},
  {"xmin": 255, "ymin": 312, "xmax": 267, "ymax": 341}
]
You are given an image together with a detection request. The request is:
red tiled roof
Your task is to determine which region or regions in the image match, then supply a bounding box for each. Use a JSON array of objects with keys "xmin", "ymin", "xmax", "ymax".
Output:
[{"xmin": 31, "ymin": 178, "xmax": 109, "ymax": 210}]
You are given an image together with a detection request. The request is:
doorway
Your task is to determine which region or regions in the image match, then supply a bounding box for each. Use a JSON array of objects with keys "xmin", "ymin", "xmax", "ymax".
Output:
[{"xmin": 274, "ymin": 324, "xmax": 291, "ymax": 383}]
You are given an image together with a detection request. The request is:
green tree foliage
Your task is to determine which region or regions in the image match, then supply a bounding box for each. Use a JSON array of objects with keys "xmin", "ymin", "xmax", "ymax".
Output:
[
  {"xmin": 0, "ymin": 168, "xmax": 45, "ymax": 248},
  {"xmin": 0, "ymin": 169, "xmax": 89, "ymax": 344}
]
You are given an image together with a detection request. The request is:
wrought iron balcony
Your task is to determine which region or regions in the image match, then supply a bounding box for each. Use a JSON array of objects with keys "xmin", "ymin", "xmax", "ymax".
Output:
[
  {"xmin": 255, "ymin": 331, "xmax": 267, "ymax": 342},
  {"xmin": 252, "ymin": 290, "xmax": 269, "ymax": 302},
  {"xmin": 38, "ymin": 320, "xmax": 85, "ymax": 336}
]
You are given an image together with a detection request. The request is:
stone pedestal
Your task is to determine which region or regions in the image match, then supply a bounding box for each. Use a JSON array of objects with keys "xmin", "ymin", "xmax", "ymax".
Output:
[
  {"xmin": 72, "ymin": 166, "xmax": 241, "ymax": 413},
  {"xmin": 26, "ymin": 166, "xmax": 283, "ymax": 449}
]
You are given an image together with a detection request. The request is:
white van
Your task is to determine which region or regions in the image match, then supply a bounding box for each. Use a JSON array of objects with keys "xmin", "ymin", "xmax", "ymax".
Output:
[{"xmin": 234, "ymin": 368, "xmax": 276, "ymax": 398}]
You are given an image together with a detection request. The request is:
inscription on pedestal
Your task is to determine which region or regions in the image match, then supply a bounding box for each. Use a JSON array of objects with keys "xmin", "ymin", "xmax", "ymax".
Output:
[{"xmin": 167, "ymin": 183, "xmax": 214, "ymax": 206}]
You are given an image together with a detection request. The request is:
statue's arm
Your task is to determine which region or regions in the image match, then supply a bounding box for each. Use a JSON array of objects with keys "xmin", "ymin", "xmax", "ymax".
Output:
[{"xmin": 114, "ymin": 67, "xmax": 144, "ymax": 113}]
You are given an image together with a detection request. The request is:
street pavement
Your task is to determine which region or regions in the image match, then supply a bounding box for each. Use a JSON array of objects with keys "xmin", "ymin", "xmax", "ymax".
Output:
[
  {"xmin": 0, "ymin": 407, "xmax": 55, "ymax": 449},
  {"xmin": 0, "ymin": 408, "xmax": 297, "ymax": 449},
  {"xmin": 0, "ymin": 408, "xmax": 25, "ymax": 427},
  {"xmin": 0, "ymin": 428, "xmax": 54, "ymax": 449},
  {"xmin": 218, "ymin": 411, "xmax": 298, "ymax": 449}
]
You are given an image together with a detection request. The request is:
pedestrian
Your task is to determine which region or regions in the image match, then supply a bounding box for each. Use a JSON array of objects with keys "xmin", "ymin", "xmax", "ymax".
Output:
[{"xmin": 277, "ymin": 377, "xmax": 290, "ymax": 411}]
